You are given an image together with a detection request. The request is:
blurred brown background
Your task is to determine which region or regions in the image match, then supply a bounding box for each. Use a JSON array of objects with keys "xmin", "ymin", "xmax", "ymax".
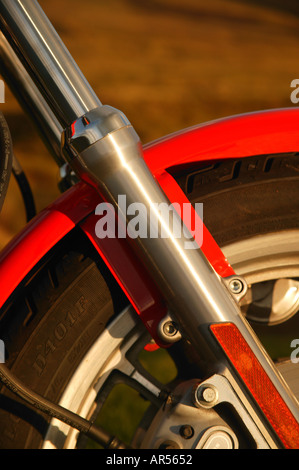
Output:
[{"xmin": 0, "ymin": 0, "xmax": 299, "ymax": 248}]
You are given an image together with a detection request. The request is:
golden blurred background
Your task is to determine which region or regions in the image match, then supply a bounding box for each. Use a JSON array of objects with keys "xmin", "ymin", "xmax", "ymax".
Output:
[{"xmin": 0, "ymin": 0, "xmax": 299, "ymax": 248}]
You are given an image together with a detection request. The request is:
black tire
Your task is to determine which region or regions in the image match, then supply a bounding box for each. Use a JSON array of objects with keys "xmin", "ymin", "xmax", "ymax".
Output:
[
  {"xmin": 0, "ymin": 151, "xmax": 299, "ymax": 448},
  {"xmin": 0, "ymin": 229, "xmax": 128, "ymax": 448},
  {"xmin": 174, "ymin": 152, "xmax": 299, "ymax": 246}
]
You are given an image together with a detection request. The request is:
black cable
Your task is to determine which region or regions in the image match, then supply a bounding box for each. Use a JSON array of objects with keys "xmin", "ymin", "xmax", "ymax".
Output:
[
  {"xmin": 11, "ymin": 153, "xmax": 36, "ymax": 221},
  {"xmin": 0, "ymin": 363, "xmax": 127, "ymax": 449},
  {"xmin": 0, "ymin": 111, "xmax": 36, "ymax": 221}
]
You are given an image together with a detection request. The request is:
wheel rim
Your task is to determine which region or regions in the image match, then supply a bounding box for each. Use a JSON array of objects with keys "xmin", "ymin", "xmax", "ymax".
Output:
[
  {"xmin": 43, "ymin": 306, "xmax": 175, "ymax": 448},
  {"xmin": 43, "ymin": 230, "xmax": 299, "ymax": 448},
  {"xmin": 223, "ymin": 230, "xmax": 299, "ymax": 330},
  {"xmin": 223, "ymin": 229, "xmax": 299, "ymax": 403}
]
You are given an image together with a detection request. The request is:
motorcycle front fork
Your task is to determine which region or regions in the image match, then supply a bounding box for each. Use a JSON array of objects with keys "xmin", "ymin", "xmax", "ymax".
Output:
[
  {"xmin": 64, "ymin": 105, "xmax": 299, "ymax": 448},
  {"xmin": 0, "ymin": 0, "xmax": 298, "ymax": 448}
]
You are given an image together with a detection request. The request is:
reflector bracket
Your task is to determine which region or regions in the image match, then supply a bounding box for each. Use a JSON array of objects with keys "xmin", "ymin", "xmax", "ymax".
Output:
[{"xmin": 210, "ymin": 322, "xmax": 299, "ymax": 448}]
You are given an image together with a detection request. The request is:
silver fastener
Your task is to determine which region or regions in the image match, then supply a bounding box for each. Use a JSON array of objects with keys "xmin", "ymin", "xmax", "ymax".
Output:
[
  {"xmin": 163, "ymin": 321, "xmax": 178, "ymax": 337},
  {"xmin": 194, "ymin": 384, "xmax": 218, "ymax": 408},
  {"xmin": 157, "ymin": 315, "xmax": 182, "ymax": 343},
  {"xmin": 229, "ymin": 278, "xmax": 244, "ymax": 294}
]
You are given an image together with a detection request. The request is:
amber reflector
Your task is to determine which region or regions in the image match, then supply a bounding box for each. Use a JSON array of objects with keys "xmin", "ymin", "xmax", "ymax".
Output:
[{"xmin": 210, "ymin": 322, "xmax": 299, "ymax": 448}]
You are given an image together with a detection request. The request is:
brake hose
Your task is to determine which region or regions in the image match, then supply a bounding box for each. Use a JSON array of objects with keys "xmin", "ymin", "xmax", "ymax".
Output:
[
  {"xmin": 11, "ymin": 152, "xmax": 36, "ymax": 221},
  {"xmin": 0, "ymin": 111, "xmax": 36, "ymax": 221},
  {"xmin": 0, "ymin": 363, "xmax": 127, "ymax": 449}
]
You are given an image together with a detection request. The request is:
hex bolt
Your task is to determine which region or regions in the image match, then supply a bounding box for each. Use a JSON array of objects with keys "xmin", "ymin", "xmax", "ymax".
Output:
[
  {"xmin": 179, "ymin": 425, "xmax": 194, "ymax": 440},
  {"xmin": 202, "ymin": 387, "xmax": 217, "ymax": 403},
  {"xmin": 229, "ymin": 278, "xmax": 244, "ymax": 294},
  {"xmin": 194, "ymin": 384, "xmax": 218, "ymax": 408}
]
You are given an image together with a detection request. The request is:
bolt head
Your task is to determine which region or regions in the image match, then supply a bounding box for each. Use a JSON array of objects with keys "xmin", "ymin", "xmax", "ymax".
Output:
[
  {"xmin": 179, "ymin": 425, "xmax": 194, "ymax": 439},
  {"xmin": 163, "ymin": 321, "xmax": 178, "ymax": 337},
  {"xmin": 229, "ymin": 279, "xmax": 243, "ymax": 294},
  {"xmin": 202, "ymin": 387, "xmax": 217, "ymax": 403},
  {"xmin": 194, "ymin": 384, "xmax": 218, "ymax": 408}
]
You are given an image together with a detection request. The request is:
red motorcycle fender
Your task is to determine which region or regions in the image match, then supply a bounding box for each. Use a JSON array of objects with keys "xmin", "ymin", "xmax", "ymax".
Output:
[
  {"xmin": 0, "ymin": 108, "xmax": 299, "ymax": 343},
  {"xmin": 144, "ymin": 107, "xmax": 299, "ymax": 175},
  {"xmin": 0, "ymin": 182, "xmax": 95, "ymax": 309}
]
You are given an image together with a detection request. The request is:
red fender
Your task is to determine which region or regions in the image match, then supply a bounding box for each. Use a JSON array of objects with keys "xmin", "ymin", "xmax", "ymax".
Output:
[
  {"xmin": 1, "ymin": 108, "xmax": 299, "ymax": 343},
  {"xmin": 144, "ymin": 107, "xmax": 299, "ymax": 175}
]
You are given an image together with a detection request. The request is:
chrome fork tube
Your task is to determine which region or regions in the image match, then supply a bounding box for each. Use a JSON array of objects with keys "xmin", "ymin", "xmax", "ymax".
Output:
[
  {"xmin": 0, "ymin": 32, "xmax": 63, "ymax": 165},
  {"xmin": 0, "ymin": 0, "xmax": 101, "ymax": 128},
  {"xmin": 0, "ymin": 0, "xmax": 298, "ymax": 437}
]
